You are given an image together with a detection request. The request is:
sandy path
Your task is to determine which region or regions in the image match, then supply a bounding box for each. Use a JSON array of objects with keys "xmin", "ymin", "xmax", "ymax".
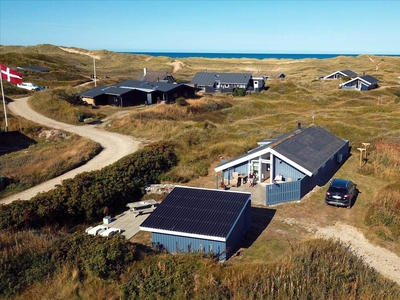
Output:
[
  {"xmin": 1, "ymin": 97, "xmax": 141, "ymax": 204},
  {"xmin": 316, "ymin": 223, "xmax": 400, "ymax": 285},
  {"xmin": 283, "ymin": 217, "xmax": 400, "ymax": 285}
]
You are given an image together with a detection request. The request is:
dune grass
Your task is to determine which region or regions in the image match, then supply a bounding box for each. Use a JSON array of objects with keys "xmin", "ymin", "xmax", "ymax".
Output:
[{"xmin": 1, "ymin": 45, "xmax": 400, "ymax": 297}]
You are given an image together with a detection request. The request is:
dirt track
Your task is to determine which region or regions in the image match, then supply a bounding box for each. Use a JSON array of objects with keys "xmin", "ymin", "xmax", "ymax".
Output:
[{"xmin": 1, "ymin": 96, "xmax": 141, "ymax": 204}]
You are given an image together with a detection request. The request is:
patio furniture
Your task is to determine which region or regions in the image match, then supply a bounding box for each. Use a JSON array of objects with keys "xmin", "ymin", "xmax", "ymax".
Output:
[
  {"xmin": 127, "ymin": 199, "xmax": 158, "ymax": 217},
  {"xmin": 238, "ymin": 174, "xmax": 247, "ymax": 186},
  {"xmin": 230, "ymin": 172, "xmax": 239, "ymax": 187}
]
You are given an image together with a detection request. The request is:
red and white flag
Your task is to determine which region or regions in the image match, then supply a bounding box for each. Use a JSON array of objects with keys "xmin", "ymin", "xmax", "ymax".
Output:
[{"xmin": 0, "ymin": 64, "xmax": 23, "ymax": 84}]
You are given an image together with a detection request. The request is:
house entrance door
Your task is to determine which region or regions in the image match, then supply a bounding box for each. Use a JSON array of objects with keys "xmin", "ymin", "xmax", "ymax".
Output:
[{"xmin": 250, "ymin": 161, "xmax": 259, "ymax": 182}]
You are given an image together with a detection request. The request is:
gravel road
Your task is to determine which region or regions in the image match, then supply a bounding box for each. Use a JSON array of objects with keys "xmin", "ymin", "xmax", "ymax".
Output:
[{"xmin": 1, "ymin": 96, "xmax": 141, "ymax": 204}]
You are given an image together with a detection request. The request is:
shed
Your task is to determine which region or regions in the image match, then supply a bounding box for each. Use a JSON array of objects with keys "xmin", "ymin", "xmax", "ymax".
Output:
[{"xmin": 140, "ymin": 186, "xmax": 251, "ymax": 260}]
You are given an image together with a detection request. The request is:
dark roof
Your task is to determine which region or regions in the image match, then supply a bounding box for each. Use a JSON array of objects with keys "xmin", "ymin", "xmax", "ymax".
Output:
[
  {"xmin": 17, "ymin": 65, "xmax": 50, "ymax": 72},
  {"xmin": 140, "ymin": 186, "xmax": 250, "ymax": 239},
  {"xmin": 271, "ymin": 125, "xmax": 347, "ymax": 174},
  {"xmin": 341, "ymin": 69, "xmax": 357, "ymax": 77},
  {"xmin": 360, "ymin": 75, "xmax": 379, "ymax": 84},
  {"xmin": 138, "ymin": 70, "xmax": 175, "ymax": 83},
  {"xmin": 80, "ymin": 85, "xmax": 109, "ymax": 98},
  {"xmin": 100, "ymin": 86, "xmax": 134, "ymax": 96},
  {"xmin": 190, "ymin": 72, "xmax": 252, "ymax": 86},
  {"xmin": 116, "ymin": 80, "xmax": 185, "ymax": 92}
]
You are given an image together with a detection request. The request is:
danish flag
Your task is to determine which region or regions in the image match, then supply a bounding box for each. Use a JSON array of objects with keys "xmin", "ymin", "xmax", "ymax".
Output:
[{"xmin": 0, "ymin": 64, "xmax": 23, "ymax": 84}]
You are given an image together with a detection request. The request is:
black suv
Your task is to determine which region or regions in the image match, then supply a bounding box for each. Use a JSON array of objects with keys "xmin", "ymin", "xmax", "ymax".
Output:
[{"xmin": 325, "ymin": 178, "xmax": 356, "ymax": 208}]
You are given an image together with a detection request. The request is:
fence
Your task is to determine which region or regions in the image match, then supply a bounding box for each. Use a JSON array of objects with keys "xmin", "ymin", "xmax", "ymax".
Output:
[{"xmin": 265, "ymin": 179, "xmax": 302, "ymax": 205}]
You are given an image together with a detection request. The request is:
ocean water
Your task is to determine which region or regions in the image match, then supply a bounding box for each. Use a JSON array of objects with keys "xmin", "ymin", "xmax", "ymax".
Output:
[{"xmin": 124, "ymin": 52, "xmax": 384, "ymax": 60}]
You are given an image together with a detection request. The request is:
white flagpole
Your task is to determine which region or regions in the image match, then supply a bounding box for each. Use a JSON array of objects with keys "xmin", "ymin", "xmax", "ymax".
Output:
[{"xmin": 0, "ymin": 74, "xmax": 9, "ymax": 132}]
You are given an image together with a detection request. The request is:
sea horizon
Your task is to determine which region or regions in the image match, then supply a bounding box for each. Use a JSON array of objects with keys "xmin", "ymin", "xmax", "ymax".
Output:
[{"xmin": 122, "ymin": 52, "xmax": 400, "ymax": 60}]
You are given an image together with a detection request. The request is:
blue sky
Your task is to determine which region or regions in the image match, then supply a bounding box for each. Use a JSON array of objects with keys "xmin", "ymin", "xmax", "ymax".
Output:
[{"xmin": 1, "ymin": 0, "xmax": 399, "ymax": 54}]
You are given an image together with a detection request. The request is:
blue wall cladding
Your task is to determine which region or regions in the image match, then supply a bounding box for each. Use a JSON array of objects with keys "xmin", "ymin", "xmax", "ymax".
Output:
[
  {"xmin": 222, "ymin": 161, "xmax": 249, "ymax": 183},
  {"xmin": 151, "ymin": 199, "xmax": 251, "ymax": 260},
  {"xmin": 152, "ymin": 232, "xmax": 227, "ymax": 260},
  {"xmin": 272, "ymin": 156, "xmax": 304, "ymax": 181}
]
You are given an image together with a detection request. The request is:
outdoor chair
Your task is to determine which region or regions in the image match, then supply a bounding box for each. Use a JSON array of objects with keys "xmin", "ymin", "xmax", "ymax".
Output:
[{"xmin": 230, "ymin": 172, "xmax": 239, "ymax": 187}]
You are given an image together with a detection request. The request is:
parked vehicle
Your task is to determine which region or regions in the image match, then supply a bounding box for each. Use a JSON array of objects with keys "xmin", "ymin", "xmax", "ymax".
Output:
[
  {"xmin": 87, "ymin": 225, "xmax": 109, "ymax": 236},
  {"xmin": 17, "ymin": 82, "xmax": 44, "ymax": 91},
  {"xmin": 325, "ymin": 178, "xmax": 356, "ymax": 208},
  {"xmin": 100, "ymin": 227, "xmax": 122, "ymax": 237}
]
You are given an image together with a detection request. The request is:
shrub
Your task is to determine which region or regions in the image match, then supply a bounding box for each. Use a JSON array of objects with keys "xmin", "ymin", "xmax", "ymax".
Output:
[
  {"xmin": 175, "ymin": 97, "xmax": 188, "ymax": 106},
  {"xmin": 51, "ymin": 233, "xmax": 137, "ymax": 280},
  {"xmin": 0, "ymin": 141, "xmax": 178, "ymax": 230},
  {"xmin": 232, "ymin": 87, "xmax": 246, "ymax": 97},
  {"xmin": 0, "ymin": 231, "xmax": 56, "ymax": 297}
]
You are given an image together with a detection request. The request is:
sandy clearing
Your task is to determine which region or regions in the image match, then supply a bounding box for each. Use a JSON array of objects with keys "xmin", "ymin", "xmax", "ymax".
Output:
[
  {"xmin": 59, "ymin": 46, "xmax": 101, "ymax": 60},
  {"xmin": 1, "ymin": 96, "xmax": 141, "ymax": 204},
  {"xmin": 316, "ymin": 223, "xmax": 400, "ymax": 285},
  {"xmin": 282, "ymin": 217, "xmax": 400, "ymax": 285},
  {"xmin": 168, "ymin": 60, "xmax": 184, "ymax": 73}
]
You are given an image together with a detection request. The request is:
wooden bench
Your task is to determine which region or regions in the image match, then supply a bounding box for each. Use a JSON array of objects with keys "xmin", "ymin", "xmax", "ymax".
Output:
[
  {"xmin": 132, "ymin": 207, "xmax": 156, "ymax": 217},
  {"xmin": 127, "ymin": 199, "xmax": 158, "ymax": 217}
]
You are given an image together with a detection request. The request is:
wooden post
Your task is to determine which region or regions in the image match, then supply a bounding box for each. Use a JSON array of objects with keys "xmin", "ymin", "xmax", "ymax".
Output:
[
  {"xmin": 362, "ymin": 143, "xmax": 370, "ymax": 159},
  {"xmin": 357, "ymin": 148, "xmax": 366, "ymax": 167}
]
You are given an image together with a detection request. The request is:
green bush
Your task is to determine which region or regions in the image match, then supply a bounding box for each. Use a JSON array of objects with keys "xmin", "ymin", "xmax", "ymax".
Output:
[
  {"xmin": 175, "ymin": 97, "xmax": 188, "ymax": 106},
  {"xmin": 0, "ymin": 141, "xmax": 178, "ymax": 230},
  {"xmin": 232, "ymin": 87, "xmax": 246, "ymax": 97},
  {"xmin": 51, "ymin": 233, "xmax": 137, "ymax": 280}
]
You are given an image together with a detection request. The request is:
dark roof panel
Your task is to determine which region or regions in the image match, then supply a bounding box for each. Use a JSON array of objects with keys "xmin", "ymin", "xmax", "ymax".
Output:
[
  {"xmin": 140, "ymin": 187, "xmax": 250, "ymax": 238},
  {"xmin": 18, "ymin": 65, "xmax": 50, "ymax": 72},
  {"xmin": 116, "ymin": 80, "xmax": 185, "ymax": 92},
  {"xmin": 360, "ymin": 75, "xmax": 379, "ymax": 84},
  {"xmin": 341, "ymin": 69, "xmax": 357, "ymax": 77},
  {"xmin": 80, "ymin": 85, "xmax": 109, "ymax": 98},
  {"xmin": 191, "ymin": 72, "xmax": 252, "ymax": 86},
  {"xmin": 271, "ymin": 125, "xmax": 347, "ymax": 174}
]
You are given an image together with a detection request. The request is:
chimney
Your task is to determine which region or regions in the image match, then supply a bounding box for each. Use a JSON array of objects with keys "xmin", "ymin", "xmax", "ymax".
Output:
[
  {"xmin": 297, "ymin": 122, "xmax": 301, "ymax": 130},
  {"xmin": 144, "ymin": 68, "xmax": 147, "ymax": 75}
]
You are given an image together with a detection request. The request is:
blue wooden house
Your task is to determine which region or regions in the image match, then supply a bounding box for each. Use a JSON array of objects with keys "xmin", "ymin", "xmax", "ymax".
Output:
[
  {"xmin": 322, "ymin": 69, "xmax": 357, "ymax": 80},
  {"xmin": 190, "ymin": 72, "xmax": 264, "ymax": 93},
  {"xmin": 339, "ymin": 75, "xmax": 379, "ymax": 91},
  {"xmin": 214, "ymin": 124, "xmax": 350, "ymax": 205},
  {"xmin": 140, "ymin": 186, "xmax": 251, "ymax": 260}
]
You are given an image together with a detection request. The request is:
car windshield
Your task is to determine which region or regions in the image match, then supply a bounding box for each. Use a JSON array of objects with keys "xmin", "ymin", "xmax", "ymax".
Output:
[{"xmin": 329, "ymin": 187, "xmax": 348, "ymax": 193}]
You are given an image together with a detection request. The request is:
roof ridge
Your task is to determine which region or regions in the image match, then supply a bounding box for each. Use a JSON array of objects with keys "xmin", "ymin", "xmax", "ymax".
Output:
[{"xmin": 269, "ymin": 124, "xmax": 315, "ymax": 149}]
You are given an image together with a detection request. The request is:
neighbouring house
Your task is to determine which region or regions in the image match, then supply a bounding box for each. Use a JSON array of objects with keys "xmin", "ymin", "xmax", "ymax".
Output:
[
  {"xmin": 80, "ymin": 80, "xmax": 197, "ymax": 107},
  {"xmin": 140, "ymin": 186, "xmax": 251, "ymax": 260},
  {"xmin": 137, "ymin": 68, "xmax": 176, "ymax": 84},
  {"xmin": 339, "ymin": 75, "xmax": 379, "ymax": 91},
  {"xmin": 190, "ymin": 72, "xmax": 264, "ymax": 93},
  {"xmin": 214, "ymin": 124, "xmax": 350, "ymax": 206},
  {"xmin": 17, "ymin": 65, "xmax": 50, "ymax": 73},
  {"xmin": 322, "ymin": 69, "xmax": 357, "ymax": 80},
  {"xmin": 277, "ymin": 73, "xmax": 286, "ymax": 79}
]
